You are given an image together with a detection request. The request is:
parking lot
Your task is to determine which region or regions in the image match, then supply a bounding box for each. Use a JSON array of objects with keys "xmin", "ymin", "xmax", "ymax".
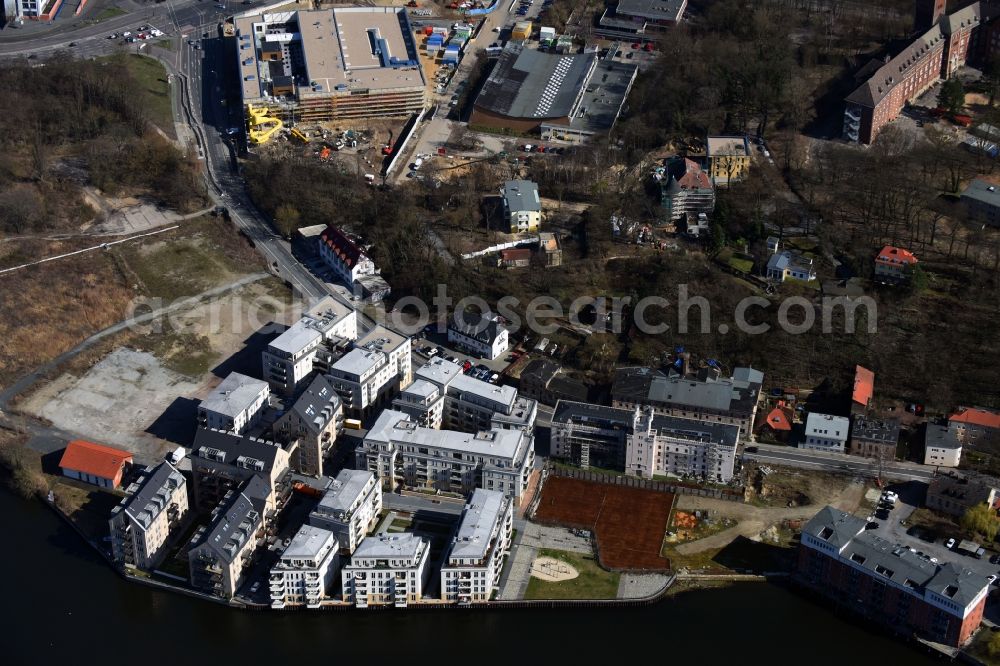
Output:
[{"xmin": 867, "ymin": 484, "xmax": 1000, "ymax": 584}]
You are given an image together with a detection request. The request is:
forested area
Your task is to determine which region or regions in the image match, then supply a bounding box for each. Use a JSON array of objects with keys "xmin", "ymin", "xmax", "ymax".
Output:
[{"xmin": 0, "ymin": 54, "xmax": 207, "ymax": 236}]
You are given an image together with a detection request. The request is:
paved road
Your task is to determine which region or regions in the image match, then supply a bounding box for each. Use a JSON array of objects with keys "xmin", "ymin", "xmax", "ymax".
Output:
[
  {"xmin": 745, "ymin": 443, "xmax": 937, "ymax": 482},
  {"xmin": 383, "ymin": 491, "xmax": 465, "ymax": 516}
]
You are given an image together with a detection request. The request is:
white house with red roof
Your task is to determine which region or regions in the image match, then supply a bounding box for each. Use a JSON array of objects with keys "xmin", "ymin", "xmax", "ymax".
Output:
[
  {"xmin": 874, "ymin": 245, "xmax": 918, "ymax": 283},
  {"xmin": 59, "ymin": 440, "xmax": 133, "ymax": 489},
  {"xmin": 949, "ymin": 406, "xmax": 1000, "ymax": 447},
  {"xmin": 318, "ymin": 225, "xmax": 380, "ymax": 288}
]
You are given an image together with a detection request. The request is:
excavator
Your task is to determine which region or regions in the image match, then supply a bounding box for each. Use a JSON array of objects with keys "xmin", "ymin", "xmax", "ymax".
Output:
[
  {"xmin": 290, "ymin": 126, "xmax": 310, "ymax": 143},
  {"xmin": 247, "ymin": 104, "xmax": 284, "ymax": 145}
]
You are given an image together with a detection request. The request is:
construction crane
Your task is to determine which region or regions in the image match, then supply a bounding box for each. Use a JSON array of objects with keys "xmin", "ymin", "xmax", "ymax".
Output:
[{"xmin": 247, "ymin": 104, "xmax": 283, "ymax": 145}]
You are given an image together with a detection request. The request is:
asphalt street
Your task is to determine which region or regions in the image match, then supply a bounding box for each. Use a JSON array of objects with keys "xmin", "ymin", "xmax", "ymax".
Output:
[{"xmin": 745, "ymin": 443, "xmax": 937, "ymax": 482}]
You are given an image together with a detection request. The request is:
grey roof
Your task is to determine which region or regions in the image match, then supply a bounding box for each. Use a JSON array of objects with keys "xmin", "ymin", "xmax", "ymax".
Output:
[
  {"xmin": 317, "ymin": 469, "xmax": 375, "ymax": 515},
  {"xmin": 925, "ymin": 561, "xmax": 990, "ymax": 608},
  {"xmin": 803, "ymin": 505, "xmax": 866, "ymax": 550},
  {"xmin": 851, "ymin": 416, "xmax": 900, "ymax": 444},
  {"xmin": 401, "ymin": 379, "xmax": 440, "ymax": 400},
  {"xmin": 617, "ymin": 0, "xmax": 687, "ymax": 20},
  {"xmin": 415, "ymin": 357, "xmax": 465, "ymax": 388},
  {"xmin": 120, "ymin": 462, "xmax": 185, "ymax": 530},
  {"xmin": 449, "ymin": 373, "xmax": 517, "ymax": 412},
  {"xmin": 646, "ymin": 413, "xmax": 740, "ymax": 449},
  {"xmin": 269, "ymin": 320, "xmax": 323, "ymax": 356},
  {"xmin": 192, "ymin": 428, "xmax": 283, "ymax": 472},
  {"xmin": 474, "ymin": 41, "xmax": 595, "ymax": 120},
  {"xmin": 503, "ymin": 180, "xmax": 541, "ymax": 213},
  {"xmin": 448, "ymin": 310, "xmax": 505, "ymax": 345},
  {"xmin": 648, "ymin": 375, "xmax": 737, "ymax": 412},
  {"xmin": 448, "ymin": 489, "xmax": 508, "ymax": 562},
  {"xmin": 356, "ymin": 324, "xmax": 408, "ymax": 355},
  {"xmin": 350, "ymin": 533, "xmax": 426, "ymax": 562},
  {"xmin": 616, "ymin": 365, "xmax": 762, "ymax": 415},
  {"xmin": 961, "ymin": 178, "xmax": 1000, "ymax": 208},
  {"xmin": 520, "ymin": 359, "xmax": 559, "ymax": 384},
  {"xmin": 845, "ymin": 25, "xmax": 946, "ymax": 108},
  {"xmin": 732, "ymin": 366, "xmax": 764, "ymax": 387},
  {"xmin": 767, "ymin": 250, "xmax": 813, "ymax": 274},
  {"xmin": 365, "ymin": 410, "xmax": 529, "ymax": 459},
  {"xmin": 200, "ymin": 372, "xmax": 268, "ymax": 418},
  {"xmin": 560, "ymin": 56, "xmax": 638, "ymax": 135},
  {"xmin": 926, "ymin": 422, "xmax": 963, "ymax": 450},
  {"xmin": 268, "ymin": 296, "xmax": 354, "ymax": 355},
  {"xmin": 330, "ymin": 348, "xmax": 384, "ymax": 378},
  {"xmin": 552, "ymin": 400, "xmax": 635, "ymax": 429},
  {"xmin": 282, "ymin": 524, "xmax": 336, "ymax": 560},
  {"xmin": 288, "ymin": 374, "xmax": 341, "ymax": 435},
  {"xmin": 202, "ymin": 486, "xmax": 265, "ymax": 563}
]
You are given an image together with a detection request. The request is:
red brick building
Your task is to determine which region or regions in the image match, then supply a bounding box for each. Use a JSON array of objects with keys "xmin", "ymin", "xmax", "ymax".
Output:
[
  {"xmin": 844, "ymin": 2, "xmax": 994, "ymax": 144},
  {"xmin": 798, "ymin": 506, "xmax": 988, "ymax": 648}
]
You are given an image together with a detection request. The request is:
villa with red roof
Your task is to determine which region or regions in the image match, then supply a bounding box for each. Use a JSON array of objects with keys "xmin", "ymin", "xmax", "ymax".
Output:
[
  {"xmin": 874, "ymin": 245, "xmax": 918, "ymax": 284},
  {"xmin": 59, "ymin": 440, "xmax": 133, "ymax": 489},
  {"xmin": 949, "ymin": 406, "xmax": 1000, "ymax": 446},
  {"xmin": 762, "ymin": 401, "xmax": 793, "ymax": 441},
  {"xmin": 851, "ymin": 365, "xmax": 875, "ymax": 414},
  {"xmin": 318, "ymin": 225, "xmax": 379, "ymax": 286},
  {"xmin": 660, "ymin": 156, "xmax": 715, "ymax": 222}
]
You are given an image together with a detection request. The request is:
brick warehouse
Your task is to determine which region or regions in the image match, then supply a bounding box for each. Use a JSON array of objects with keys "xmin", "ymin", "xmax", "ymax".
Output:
[
  {"xmin": 844, "ymin": 1, "xmax": 1000, "ymax": 144},
  {"xmin": 797, "ymin": 507, "xmax": 989, "ymax": 648}
]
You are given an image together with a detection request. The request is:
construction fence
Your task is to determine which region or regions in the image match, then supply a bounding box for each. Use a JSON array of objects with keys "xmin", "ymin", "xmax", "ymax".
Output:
[{"xmin": 545, "ymin": 463, "xmax": 745, "ymax": 503}]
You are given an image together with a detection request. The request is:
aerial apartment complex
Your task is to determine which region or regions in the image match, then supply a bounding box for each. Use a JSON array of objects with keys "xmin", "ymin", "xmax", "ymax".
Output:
[
  {"xmin": 627, "ymin": 408, "xmax": 740, "ymax": 482},
  {"xmin": 359, "ymin": 410, "xmax": 535, "ymax": 503},
  {"xmin": 798, "ymin": 506, "xmax": 989, "ymax": 648},
  {"xmin": 341, "ymin": 533, "xmax": 431, "ymax": 608},
  {"xmin": 197, "ymin": 372, "xmax": 270, "ymax": 435},
  {"xmin": 109, "ymin": 462, "xmax": 189, "ymax": 570},
  {"xmin": 843, "ymin": 1, "xmax": 996, "ymax": 144},
  {"xmin": 440, "ymin": 489, "xmax": 513, "ymax": 603},
  {"xmin": 234, "ymin": 8, "xmax": 425, "ymax": 123},
  {"xmin": 308, "ymin": 469, "xmax": 383, "ymax": 554},
  {"xmin": 611, "ymin": 365, "xmax": 763, "ymax": 437},
  {"xmin": 269, "ymin": 524, "xmax": 341, "ymax": 609},
  {"xmin": 262, "ymin": 296, "xmax": 358, "ymax": 396}
]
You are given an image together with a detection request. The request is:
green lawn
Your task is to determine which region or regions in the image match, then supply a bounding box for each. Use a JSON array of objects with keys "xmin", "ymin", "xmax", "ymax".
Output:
[
  {"xmin": 524, "ymin": 549, "xmax": 620, "ymax": 600},
  {"xmin": 116, "ymin": 54, "xmax": 174, "ymax": 136},
  {"xmin": 95, "ymin": 7, "xmax": 127, "ymax": 21},
  {"xmin": 156, "ymin": 39, "xmax": 175, "ymax": 51},
  {"xmin": 728, "ymin": 257, "xmax": 754, "ymax": 274}
]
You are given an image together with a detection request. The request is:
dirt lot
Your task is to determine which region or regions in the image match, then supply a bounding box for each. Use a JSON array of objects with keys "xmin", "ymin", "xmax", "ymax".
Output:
[{"xmin": 533, "ymin": 476, "xmax": 675, "ymax": 571}]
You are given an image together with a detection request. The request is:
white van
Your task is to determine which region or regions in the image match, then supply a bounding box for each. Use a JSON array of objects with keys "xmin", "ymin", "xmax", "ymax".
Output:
[{"xmin": 412, "ymin": 158, "xmax": 423, "ymax": 170}]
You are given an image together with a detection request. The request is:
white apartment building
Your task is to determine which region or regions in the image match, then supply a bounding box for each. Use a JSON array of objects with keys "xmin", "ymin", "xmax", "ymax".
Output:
[
  {"xmin": 626, "ymin": 409, "xmax": 740, "ymax": 482},
  {"xmin": 269, "ymin": 524, "xmax": 341, "ymax": 609},
  {"xmin": 502, "ymin": 179, "xmax": 542, "ymax": 232},
  {"xmin": 341, "ymin": 533, "xmax": 431, "ymax": 608},
  {"xmin": 440, "ymin": 489, "xmax": 513, "ymax": 603},
  {"xmin": 447, "ymin": 311, "xmax": 509, "ymax": 360},
  {"xmin": 110, "ymin": 462, "xmax": 189, "ymax": 570},
  {"xmin": 802, "ymin": 412, "xmax": 850, "ymax": 453},
  {"xmin": 358, "ymin": 410, "xmax": 535, "ymax": 503},
  {"xmin": 261, "ymin": 296, "xmax": 358, "ymax": 396},
  {"xmin": 188, "ymin": 479, "xmax": 269, "ymax": 599},
  {"xmin": 925, "ymin": 423, "xmax": 963, "ymax": 468},
  {"xmin": 414, "ymin": 358, "xmax": 537, "ymax": 432},
  {"xmin": 327, "ymin": 325, "xmax": 412, "ymax": 418},
  {"xmin": 309, "ymin": 469, "xmax": 383, "ymax": 554},
  {"xmin": 392, "ymin": 378, "xmax": 445, "ymax": 428},
  {"xmin": 198, "ymin": 372, "xmax": 270, "ymax": 435},
  {"xmin": 318, "ymin": 225, "xmax": 380, "ymax": 287}
]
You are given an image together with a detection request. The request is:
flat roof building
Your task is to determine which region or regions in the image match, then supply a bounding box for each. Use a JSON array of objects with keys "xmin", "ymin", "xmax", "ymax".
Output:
[
  {"xmin": 234, "ymin": 8, "xmax": 425, "ymax": 122},
  {"xmin": 798, "ymin": 505, "xmax": 989, "ymax": 648},
  {"xmin": 341, "ymin": 533, "xmax": 431, "ymax": 607},
  {"xmin": 471, "ymin": 42, "xmax": 636, "ymax": 144},
  {"xmin": 198, "ymin": 372, "xmax": 270, "ymax": 436},
  {"xmin": 441, "ymin": 489, "xmax": 513, "ymax": 603},
  {"xmin": 309, "ymin": 469, "xmax": 382, "ymax": 554},
  {"xmin": 551, "ymin": 400, "xmax": 637, "ymax": 471},
  {"xmin": 627, "ymin": 409, "xmax": 740, "ymax": 482},
  {"xmin": 597, "ymin": 0, "xmax": 688, "ymax": 39},
  {"xmin": 269, "ymin": 524, "xmax": 340, "ymax": 609}
]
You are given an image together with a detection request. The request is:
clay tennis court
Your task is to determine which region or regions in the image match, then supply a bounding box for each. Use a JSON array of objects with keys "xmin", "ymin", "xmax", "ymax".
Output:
[{"xmin": 534, "ymin": 476, "xmax": 674, "ymax": 571}]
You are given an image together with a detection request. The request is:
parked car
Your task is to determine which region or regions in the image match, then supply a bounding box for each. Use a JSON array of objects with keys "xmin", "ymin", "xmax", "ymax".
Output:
[
  {"xmin": 946, "ymin": 538, "xmax": 956, "ymax": 549},
  {"xmin": 989, "ymin": 574, "xmax": 998, "ymax": 585},
  {"xmin": 250, "ymin": 581, "xmax": 261, "ymax": 593}
]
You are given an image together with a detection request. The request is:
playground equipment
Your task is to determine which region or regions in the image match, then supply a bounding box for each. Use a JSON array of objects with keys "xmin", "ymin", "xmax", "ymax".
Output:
[
  {"xmin": 290, "ymin": 127, "xmax": 310, "ymax": 143},
  {"xmin": 247, "ymin": 104, "xmax": 284, "ymax": 145}
]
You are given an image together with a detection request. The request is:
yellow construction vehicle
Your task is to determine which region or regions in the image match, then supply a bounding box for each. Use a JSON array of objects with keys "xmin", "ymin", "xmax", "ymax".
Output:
[
  {"xmin": 247, "ymin": 104, "xmax": 284, "ymax": 145},
  {"xmin": 290, "ymin": 127, "xmax": 310, "ymax": 143}
]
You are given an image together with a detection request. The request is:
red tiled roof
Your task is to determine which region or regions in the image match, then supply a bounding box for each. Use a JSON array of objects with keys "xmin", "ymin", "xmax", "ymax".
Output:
[
  {"xmin": 320, "ymin": 225, "xmax": 364, "ymax": 269},
  {"xmin": 852, "ymin": 365, "xmax": 875, "ymax": 407},
  {"xmin": 950, "ymin": 407, "xmax": 1000, "ymax": 430},
  {"xmin": 58, "ymin": 440, "xmax": 133, "ymax": 481},
  {"xmin": 501, "ymin": 248, "xmax": 532, "ymax": 261},
  {"xmin": 672, "ymin": 158, "xmax": 712, "ymax": 190},
  {"xmin": 765, "ymin": 401, "xmax": 792, "ymax": 431},
  {"xmin": 875, "ymin": 245, "xmax": 918, "ymax": 266}
]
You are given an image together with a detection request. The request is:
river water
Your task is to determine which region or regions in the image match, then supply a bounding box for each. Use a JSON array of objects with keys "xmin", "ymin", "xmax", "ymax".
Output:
[{"xmin": 2, "ymin": 488, "xmax": 939, "ymax": 665}]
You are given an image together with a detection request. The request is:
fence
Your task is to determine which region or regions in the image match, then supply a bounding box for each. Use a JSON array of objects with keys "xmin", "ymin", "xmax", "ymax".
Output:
[
  {"xmin": 546, "ymin": 463, "xmax": 745, "ymax": 502},
  {"xmin": 383, "ymin": 107, "xmax": 427, "ymax": 179}
]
